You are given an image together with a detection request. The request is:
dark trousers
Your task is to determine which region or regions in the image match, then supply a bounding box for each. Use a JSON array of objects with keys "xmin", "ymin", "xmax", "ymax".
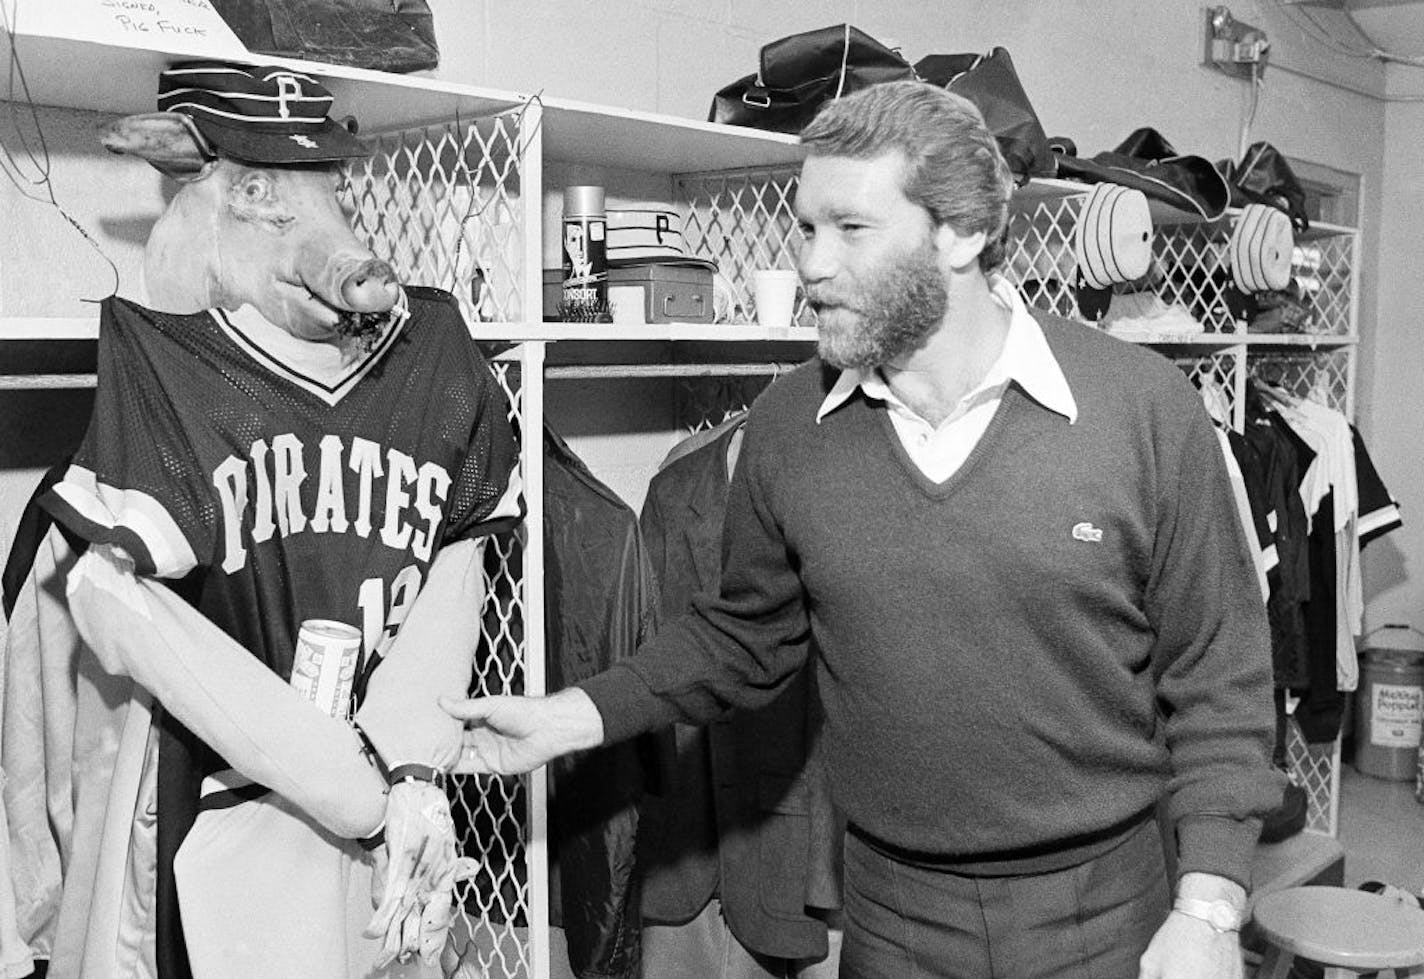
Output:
[{"xmin": 839, "ymin": 819, "xmax": 1171, "ymax": 979}]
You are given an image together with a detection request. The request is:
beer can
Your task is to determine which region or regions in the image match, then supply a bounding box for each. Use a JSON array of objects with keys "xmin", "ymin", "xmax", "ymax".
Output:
[{"xmin": 291, "ymin": 619, "xmax": 363, "ymax": 719}]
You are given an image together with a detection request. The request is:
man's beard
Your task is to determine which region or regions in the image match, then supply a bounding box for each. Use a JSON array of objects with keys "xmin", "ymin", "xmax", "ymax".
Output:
[{"xmin": 810, "ymin": 239, "xmax": 949, "ymax": 371}]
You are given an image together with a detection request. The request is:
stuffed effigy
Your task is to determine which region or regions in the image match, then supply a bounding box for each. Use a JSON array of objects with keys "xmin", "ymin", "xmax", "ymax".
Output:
[{"xmin": 0, "ymin": 61, "xmax": 522, "ymax": 979}]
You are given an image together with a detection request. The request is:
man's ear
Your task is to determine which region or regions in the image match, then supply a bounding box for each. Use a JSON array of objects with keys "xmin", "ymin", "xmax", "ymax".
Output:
[{"xmin": 934, "ymin": 223, "xmax": 987, "ymax": 273}]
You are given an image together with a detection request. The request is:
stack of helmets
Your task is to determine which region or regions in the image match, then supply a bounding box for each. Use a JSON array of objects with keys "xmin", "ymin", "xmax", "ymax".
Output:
[
  {"xmin": 606, "ymin": 207, "xmax": 688, "ymax": 262},
  {"xmin": 1073, "ymin": 182, "xmax": 1154, "ymax": 321},
  {"xmin": 1229, "ymin": 203, "xmax": 1295, "ymax": 294}
]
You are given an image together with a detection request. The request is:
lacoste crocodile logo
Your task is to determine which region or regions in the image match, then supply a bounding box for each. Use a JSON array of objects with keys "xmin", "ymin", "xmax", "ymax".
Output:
[{"xmin": 1072, "ymin": 522, "xmax": 1103, "ymax": 543}]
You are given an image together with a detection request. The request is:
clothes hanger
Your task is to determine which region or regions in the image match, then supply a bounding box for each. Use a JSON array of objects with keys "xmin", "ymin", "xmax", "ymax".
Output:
[
  {"xmin": 1197, "ymin": 376, "xmax": 1232, "ymax": 429},
  {"xmin": 1247, "ymin": 367, "xmax": 1298, "ymax": 410}
]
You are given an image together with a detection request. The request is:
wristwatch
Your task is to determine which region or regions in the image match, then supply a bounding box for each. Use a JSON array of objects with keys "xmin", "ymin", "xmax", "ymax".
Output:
[{"xmin": 1172, "ymin": 896, "xmax": 1244, "ymax": 934}]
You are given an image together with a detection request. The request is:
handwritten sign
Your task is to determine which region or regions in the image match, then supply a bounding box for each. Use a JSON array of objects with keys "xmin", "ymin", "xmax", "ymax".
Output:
[{"xmin": 13, "ymin": 0, "xmax": 249, "ymax": 59}]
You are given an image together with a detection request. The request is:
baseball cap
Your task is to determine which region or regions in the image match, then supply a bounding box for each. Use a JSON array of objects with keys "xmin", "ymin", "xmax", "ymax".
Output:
[{"xmin": 157, "ymin": 61, "xmax": 368, "ymax": 164}]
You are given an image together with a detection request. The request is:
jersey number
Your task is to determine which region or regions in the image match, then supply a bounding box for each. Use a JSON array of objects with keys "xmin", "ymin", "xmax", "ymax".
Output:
[{"xmin": 356, "ymin": 565, "xmax": 424, "ymax": 662}]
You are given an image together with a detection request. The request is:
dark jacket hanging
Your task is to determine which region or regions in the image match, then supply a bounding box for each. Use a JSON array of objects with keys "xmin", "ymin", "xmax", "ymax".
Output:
[
  {"xmin": 542, "ymin": 425, "xmax": 667, "ymax": 979},
  {"xmin": 635, "ymin": 416, "xmax": 841, "ymax": 961}
]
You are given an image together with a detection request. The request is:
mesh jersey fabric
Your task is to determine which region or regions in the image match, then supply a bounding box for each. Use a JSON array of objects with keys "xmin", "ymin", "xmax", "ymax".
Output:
[
  {"xmin": 40, "ymin": 287, "xmax": 521, "ymax": 694},
  {"xmin": 33, "ymin": 286, "xmax": 521, "ymax": 979}
]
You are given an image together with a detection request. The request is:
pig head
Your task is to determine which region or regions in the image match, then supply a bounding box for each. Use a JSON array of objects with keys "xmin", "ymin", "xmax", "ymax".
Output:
[{"xmin": 101, "ymin": 113, "xmax": 398, "ymax": 346}]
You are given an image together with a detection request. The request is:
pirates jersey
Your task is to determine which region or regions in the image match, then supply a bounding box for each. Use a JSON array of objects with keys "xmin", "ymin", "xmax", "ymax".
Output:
[{"xmin": 41, "ymin": 286, "xmax": 523, "ymax": 690}]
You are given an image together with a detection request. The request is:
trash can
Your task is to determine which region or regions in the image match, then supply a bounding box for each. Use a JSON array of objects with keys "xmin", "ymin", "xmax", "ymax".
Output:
[{"xmin": 1354, "ymin": 647, "xmax": 1424, "ymax": 781}]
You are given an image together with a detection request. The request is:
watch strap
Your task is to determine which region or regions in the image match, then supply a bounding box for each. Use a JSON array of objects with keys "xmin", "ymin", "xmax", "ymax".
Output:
[
  {"xmin": 1172, "ymin": 896, "xmax": 1243, "ymax": 933},
  {"xmin": 387, "ymin": 762, "xmax": 447, "ymax": 789}
]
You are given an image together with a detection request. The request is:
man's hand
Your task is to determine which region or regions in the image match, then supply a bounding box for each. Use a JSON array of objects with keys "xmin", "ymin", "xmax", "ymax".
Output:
[
  {"xmin": 439, "ymin": 688, "xmax": 604, "ymax": 776},
  {"xmin": 1137, "ymin": 911, "xmax": 1244, "ymax": 979},
  {"xmin": 1139, "ymin": 872, "xmax": 1247, "ymax": 979}
]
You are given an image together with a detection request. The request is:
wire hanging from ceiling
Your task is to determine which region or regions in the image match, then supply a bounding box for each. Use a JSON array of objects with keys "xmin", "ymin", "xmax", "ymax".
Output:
[
  {"xmin": 1271, "ymin": 0, "xmax": 1424, "ymax": 101},
  {"xmin": 1344, "ymin": 8, "xmax": 1424, "ymax": 68},
  {"xmin": 1276, "ymin": 0, "xmax": 1424, "ymax": 67},
  {"xmin": 0, "ymin": 0, "xmax": 120, "ymax": 301}
]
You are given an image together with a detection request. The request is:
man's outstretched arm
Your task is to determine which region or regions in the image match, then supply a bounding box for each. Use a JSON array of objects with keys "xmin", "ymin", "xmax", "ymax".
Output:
[{"xmin": 442, "ymin": 688, "xmax": 604, "ymax": 776}]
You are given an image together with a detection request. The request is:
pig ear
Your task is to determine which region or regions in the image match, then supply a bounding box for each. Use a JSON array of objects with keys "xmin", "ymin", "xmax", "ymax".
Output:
[{"xmin": 101, "ymin": 113, "xmax": 216, "ymax": 179}]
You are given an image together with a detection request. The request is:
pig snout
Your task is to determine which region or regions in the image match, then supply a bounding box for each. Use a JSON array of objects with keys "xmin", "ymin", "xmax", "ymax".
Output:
[{"xmin": 338, "ymin": 258, "xmax": 400, "ymax": 312}]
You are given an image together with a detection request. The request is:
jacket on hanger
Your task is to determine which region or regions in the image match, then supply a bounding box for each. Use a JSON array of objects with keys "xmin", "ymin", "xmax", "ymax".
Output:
[
  {"xmin": 635, "ymin": 415, "xmax": 841, "ymax": 961},
  {"xmin": 541, "ymin": 425, "xmax": 667, "ymax": 979}
]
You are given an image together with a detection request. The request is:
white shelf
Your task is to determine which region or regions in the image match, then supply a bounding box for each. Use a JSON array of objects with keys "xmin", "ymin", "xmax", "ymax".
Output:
[
  {"xmin": 1298, "ymin": 219, "xmax": 1359, "ymax": 243},
  {"xmin": 0, "ymin": 316, "xmax": 1352, "ymax": 350},
  {"xmin": 0, "ymin": 316, "xmax": 99, "ymax": 340},
  {"xmin": 537, "ymin": 95, "xmax": 803, "ymax": 174},
  {"xmin": 467, "ymin": 322, "xmax": 818, "ymax": 343},
  {"xmin": 0, "ymin": 317, "xmax": 819, "ymax": 346},
  {"xmin": 1013, "ymin": 177, "xmax": 1209, "ymax": 226},
  {"xmin": 2, "ymin": 29, "xmax": 528, "ymax": 130},
  {"xmin": 0, "ymin": 373, "xmax": 95, "ymax": 390},
  {"xmin": 1104, "ymin": 329, "xmax": 1357, "ymax": 347},
  {"xmin": 2, "ymin": 29, "xmax": 804, "ymax": 176},
  {"xmin": 1014, "ymin": 178, "xmax": 1360, "ymax": 239},
  {"xmin": 1242, "ymin": 332, "xmax": 1357, "ymax": 346}
]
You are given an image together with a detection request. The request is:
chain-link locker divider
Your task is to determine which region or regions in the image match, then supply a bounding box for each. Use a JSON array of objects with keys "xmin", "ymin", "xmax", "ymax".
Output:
[
  {"xmin": 1006, "ymin": 190, "xmax": 1080, "ymax": 320},
  {"xmin": 1293, "ymin": 230, "xmax": 1356, "ymax": 338},
  {"xmin": 445, "ymin": 352, "xmax": 537, "ymax": 978},
  {"xmin": 1006, "ymin": 191, "xmax": 1241, "ymax": 334},
  {"xmin": 343, "ymin": 107, "xmax": 531, "ymax": 326},
  {"xmin": 1174, "ymin": 347, "xmax": 1244, "ymax": 429},
  {"xmin": 343, "ymin": 109, "xmax": 538, "ymax": 976},
  {"xmin": 1252, "ymin": 348, "xmax": 1354, "ymax": 415},
  {"xmin": 676, "ymin": 166, "xmax": 808, "ymax": 326},
  {"xmin": 1285, "ymin": 722, "xmax": 1340, "ymax": 836}
]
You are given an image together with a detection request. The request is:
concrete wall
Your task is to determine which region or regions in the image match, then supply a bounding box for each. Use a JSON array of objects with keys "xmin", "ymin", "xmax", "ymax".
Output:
[
  {"xmin": 426, "ymin": 0, "xmax": 1411, "ymax": 616},
  {"xmin": 1363, "ymin": 61, "xmax": 1424, "ymax": 650},
  {"xmin": 2, "ymin": 0, "xmax": 1420, "ymax": 629}
]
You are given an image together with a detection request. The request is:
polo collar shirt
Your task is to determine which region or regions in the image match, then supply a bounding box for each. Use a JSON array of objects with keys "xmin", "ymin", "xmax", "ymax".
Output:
[{"xmin": 816, "ymin": 277, "xmax": 1078, "ymax": 483}]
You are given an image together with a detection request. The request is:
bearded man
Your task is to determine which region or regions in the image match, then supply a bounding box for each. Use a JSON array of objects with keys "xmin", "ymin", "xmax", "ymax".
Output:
[{"xmin": 441, "ymin": 82, "xmax": 1282, "ymax": 979}]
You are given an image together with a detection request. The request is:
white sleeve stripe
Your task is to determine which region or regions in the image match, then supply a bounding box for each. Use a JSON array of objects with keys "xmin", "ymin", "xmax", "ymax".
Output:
[
  {"xmin": 46, "ymin": 481, "xmax": 161, "ymax": 575},
  {"xmin": 51, "ymin": 466, "xmax": 198, "ymax": 578},
  {"xmin": 1358, "ymin": 505, "xmax": 1402, "ymax": 538},
  {"xmin": 484, "ymin": 466, "xmax": 525, "ymax": 526}
]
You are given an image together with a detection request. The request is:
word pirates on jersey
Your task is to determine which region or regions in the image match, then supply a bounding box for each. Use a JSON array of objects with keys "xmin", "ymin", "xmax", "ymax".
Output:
[{"xmin": 212, "ymin": 432, "xmax": 452, "ymax": 573}]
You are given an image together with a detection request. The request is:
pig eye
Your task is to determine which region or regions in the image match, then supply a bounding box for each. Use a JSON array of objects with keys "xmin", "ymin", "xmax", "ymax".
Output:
[{"xmin": 239, "ymin": 172, "xmax": 273, "ymax": 202}]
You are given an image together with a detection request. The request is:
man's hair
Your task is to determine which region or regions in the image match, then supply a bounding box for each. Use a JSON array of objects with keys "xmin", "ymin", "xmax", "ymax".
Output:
[{"xmin": 800, "ymin": 81, "xmax": 1014, "ymax": 273}]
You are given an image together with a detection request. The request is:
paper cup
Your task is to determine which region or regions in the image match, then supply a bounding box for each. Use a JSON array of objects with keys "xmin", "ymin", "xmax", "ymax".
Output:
[{"xmin": 752, "ymin": 269, "xmax": 799, "ymax": 331}]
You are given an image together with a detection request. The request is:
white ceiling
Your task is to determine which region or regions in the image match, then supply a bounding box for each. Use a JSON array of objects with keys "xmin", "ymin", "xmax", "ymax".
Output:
[{"xmin": 1348, "ymin": 2, "xmax": 1424, "ymax": 56}]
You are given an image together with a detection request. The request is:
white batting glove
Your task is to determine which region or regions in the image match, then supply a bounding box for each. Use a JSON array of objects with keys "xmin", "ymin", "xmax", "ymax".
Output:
[
  {"xmin": 364, "ymin": 779, "xmax": 459, "ymax": 965},
  {"xmin": 417, "ymin": 855, "xmax": 480, "ymax": 964}
]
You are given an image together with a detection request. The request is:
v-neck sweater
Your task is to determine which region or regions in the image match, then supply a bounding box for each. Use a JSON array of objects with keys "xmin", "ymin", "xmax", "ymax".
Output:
[{"xmin": 581, "ymin": 310, "xmax": 1281, "ymax": 885}]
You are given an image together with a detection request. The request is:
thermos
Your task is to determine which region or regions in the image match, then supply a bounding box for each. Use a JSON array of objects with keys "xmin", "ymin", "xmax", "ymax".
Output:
[{"xmin": 561, "ymin": 185, "xmax": 608, "ymax": 308}]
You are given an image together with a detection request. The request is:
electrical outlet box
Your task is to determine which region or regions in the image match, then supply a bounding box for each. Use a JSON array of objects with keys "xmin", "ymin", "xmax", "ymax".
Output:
[{"xmin": 1204, "ymin": 5, "xmax": 1270, "ymax": 78}]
